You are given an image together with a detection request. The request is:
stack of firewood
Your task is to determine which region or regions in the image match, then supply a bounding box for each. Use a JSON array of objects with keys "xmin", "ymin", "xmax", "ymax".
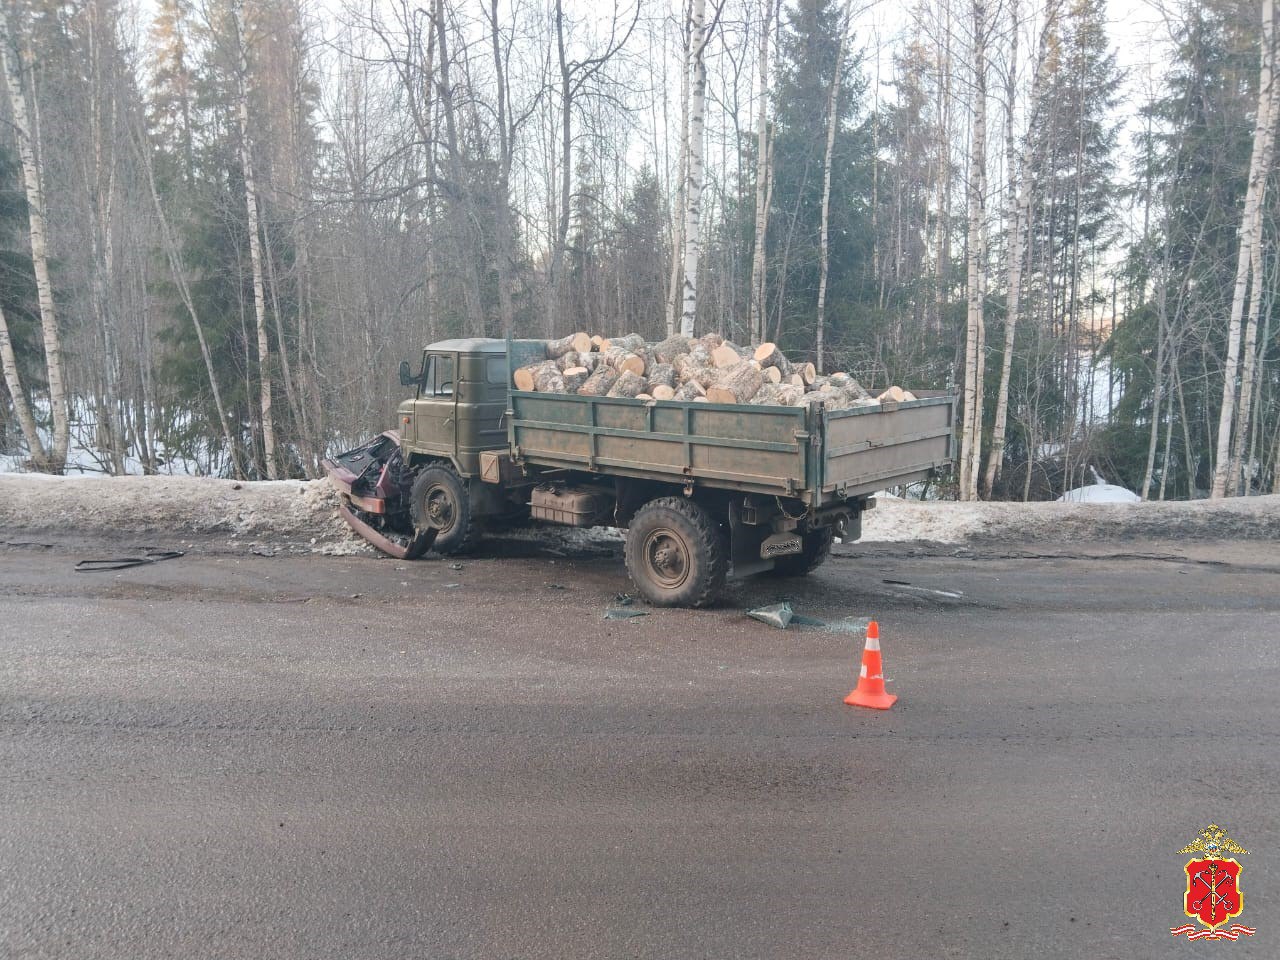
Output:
[{"xmin": 512, "ymin": 332, "xmax": 917, "ymax": 409}]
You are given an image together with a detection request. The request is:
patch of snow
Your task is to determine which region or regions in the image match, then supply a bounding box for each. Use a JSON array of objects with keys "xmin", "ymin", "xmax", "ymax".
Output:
[
  {"xmin": 1057, "ymin": 483, "xmax": 1142, "ymax": 504},
  {"xmin": 861, "ymin": 494, "xmax": 1280, "ymax": 543}
]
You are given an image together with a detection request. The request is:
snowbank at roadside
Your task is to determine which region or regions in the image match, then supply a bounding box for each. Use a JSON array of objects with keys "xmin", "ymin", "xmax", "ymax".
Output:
[
  {"xmin": 2, "ymin": 472, "xmax": 1277, "ymax": 553},
  {"xmin": 860, "ymin": 494, "xmax": 1280, "ymax": 543},
  {"xmin": 0, "ymin": 473, "xmax": 362, "ymax": 554}
]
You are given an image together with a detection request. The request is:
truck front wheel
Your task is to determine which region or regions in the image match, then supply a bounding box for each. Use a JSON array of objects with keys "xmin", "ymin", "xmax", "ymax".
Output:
[
  {"xmin": 625, "ymin": 497, "xmax": 726, "ymax": 608},
  {"xmin": 766, "ymin": 526, "xmax": 834, "ymax": 577},
  {"xmin": 409, "ymin": 464, "xmax": 476, "ymax": 555}
]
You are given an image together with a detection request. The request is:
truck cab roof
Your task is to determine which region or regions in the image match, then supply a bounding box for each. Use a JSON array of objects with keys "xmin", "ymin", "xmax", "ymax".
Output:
[{"xmin": 424, "ymin": 338, "xmax": 508, "ymax": 353}]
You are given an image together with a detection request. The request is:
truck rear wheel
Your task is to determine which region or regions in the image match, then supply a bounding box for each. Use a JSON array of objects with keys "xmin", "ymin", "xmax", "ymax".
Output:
[
  {"xmin": 409, "ymin": 464, "xmax": 476, "ymax": 556},
  {"xmin": 766, "ymin": 526, "xmax": 834, "ymax": 577},
  {"xmin": 625, "ymin": 497, "xmax": 726, "ymax": 608}
]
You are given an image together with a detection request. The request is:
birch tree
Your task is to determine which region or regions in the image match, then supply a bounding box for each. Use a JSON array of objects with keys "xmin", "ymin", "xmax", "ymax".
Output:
[
  {"xmin": 232, "ymin": 0, "xmax": 276, "ymax": 479},
  {"xmin": 959, "ymin": 0, "xmax": 988, "ymax": 501},
  {"xmin": 748, "ymin": 0, "xmax": 773, "ymax": 344},
  {"xmin": 1210, "ymin": 0, "xmax": 1276, "ymax": 498},
  {"xmin": 984, "ymin": 0, "xmax": 1057, "ymax": 496},
  {"xmin": 679, "ymin": 0, "xmax": 708, "ymax": 338},
  {"xmin": 0, "ymin": 4, "xmax": 69, "ymax": 472},
  {"xmin": 815, "ymin": 11, "xmax": 849, "ymax": 373},
  {"xmin": 0, "ymin": 303, "xmax": 45, "ymax": 464}
]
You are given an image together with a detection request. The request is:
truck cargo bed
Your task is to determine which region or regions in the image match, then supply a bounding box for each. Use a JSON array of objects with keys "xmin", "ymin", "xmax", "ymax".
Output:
[{"xmin": 507, "ymin": 391, "xmax": 953, "ymax": 505}]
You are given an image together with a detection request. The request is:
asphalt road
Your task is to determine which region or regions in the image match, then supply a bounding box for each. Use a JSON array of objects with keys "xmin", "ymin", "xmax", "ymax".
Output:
[{"xmin": 1, "ymin": 533, "xmax": 1277, "ymax": 959}]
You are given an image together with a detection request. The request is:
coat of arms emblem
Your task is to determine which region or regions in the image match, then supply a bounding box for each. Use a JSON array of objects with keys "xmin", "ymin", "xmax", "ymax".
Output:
[{"xmin": 1171, "ymin": 824, "xmax": 1257, "ymax": 941}]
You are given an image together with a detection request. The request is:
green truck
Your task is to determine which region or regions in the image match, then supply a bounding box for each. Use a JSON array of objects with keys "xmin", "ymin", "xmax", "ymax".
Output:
[{"xmin": 324, "ymin": 337, "xmax": 954, "ymax": 607}]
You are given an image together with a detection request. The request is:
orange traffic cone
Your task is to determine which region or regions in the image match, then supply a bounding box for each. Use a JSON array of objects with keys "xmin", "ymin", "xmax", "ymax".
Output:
[{"xmin": 844, "ymin": 620, "xmax": 897, "ymax": 710}]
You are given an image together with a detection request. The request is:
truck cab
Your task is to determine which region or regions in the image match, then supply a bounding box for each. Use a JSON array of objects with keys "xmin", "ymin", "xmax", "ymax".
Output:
[{"xmin": 397, "ymin": 338, "xmax": 515, "ymax": 476}]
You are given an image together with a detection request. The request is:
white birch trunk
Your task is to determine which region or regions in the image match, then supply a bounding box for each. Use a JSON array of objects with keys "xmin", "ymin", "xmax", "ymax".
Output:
[
  {"xmin": 815, "ymin": 22, "xmax": 847, "ymax": 375},
  {"xmin": 1211, "ymin": 0, "xmax": 1275, "ymax": 498},
  {"xmin": 0, "ymin": 303, "xmax": 46, "ymax": 464},
  {"xmin": 748, "ymin": 0, "xmax": 772, "ymax": 344},
  {"xmin": 0, "ymin": 6, "xmax": 69, "ymax": 472},
  {"xmin": 959, "ymin": 0, "xmax": 988, "ymax": 501},
  {"xmin": 1229, "ymin": 53, "xmax": 1280, "ymax": 491},
  {"xmin": 233, "ymin": 1, "xmax": 277, "ymax": 479},
  {"xmin": 678, "ymin": 0, "xmax": 707, "ymax": 338},
  {"xmin": 666, "ymin": 5, "xmax": 691, "ymax": 338},
  {"xmin": 985, "ymin": 0, "xmax": 1056, "ymax": 498}
]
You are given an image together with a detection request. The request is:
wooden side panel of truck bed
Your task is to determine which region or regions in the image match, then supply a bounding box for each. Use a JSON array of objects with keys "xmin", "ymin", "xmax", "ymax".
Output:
[
  {"xmin": 509, "ymin": 393, "xmax": 812, "ymax": 496},
  {"xmin": 508, "ymin": 392, "xmax": 955, "ymax": 502},
  {"xmin": 820, "ymin": 398, "xmax": 955, "ymax": 498}
]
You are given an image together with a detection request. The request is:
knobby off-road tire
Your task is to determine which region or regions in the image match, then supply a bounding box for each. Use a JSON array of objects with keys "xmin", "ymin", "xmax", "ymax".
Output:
[
  {"xmin": 625, "ymin": 497, "xmax": 727, "ymax": 608},
  {"xmin": 409, "ymin": 463, "xmax": 477, "ymax": 556},
  {"xmin": 766, "ymin": 526, "xmax": 834, "ymax": 577}
]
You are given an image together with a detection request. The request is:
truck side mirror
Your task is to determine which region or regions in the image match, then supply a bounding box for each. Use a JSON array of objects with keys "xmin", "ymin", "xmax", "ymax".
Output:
[{"xmin": 398, "ymin": 360, "xmax": 414, "ymax": 387}]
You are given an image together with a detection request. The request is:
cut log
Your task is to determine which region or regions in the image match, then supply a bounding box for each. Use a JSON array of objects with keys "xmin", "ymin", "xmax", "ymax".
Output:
[
  {"xmin": 878, "ymin": 385, "xmax": 908, "ymax": 403},
  {"xmin": 750, "ymin": 382, "xmax": 781, "ymax": 405},
  {"xmin": 705, "ymin": 360, "xmax": 763, "ymax": 405},
  {"xmin": 635, "ymin": 393, "xmax": 653, "ymax": 401},
  {"xmin": 555, "ymin": 350, "xmax": 581, "ymax": 372},
  {"xmin": 790, "ymin": 373, "xmax": 805, "ymax": 388},
  {"xmin": 577, "ymin": 365, "xmax": 619, "ymax": 396},
  {"xmin": 606, "ymin": 370, "xmax": 647, "ymax": 398},
  {"xmin": 753, "ymin": 342, "xmax": 787, "ymax": 369},
  {"xmin": 513, "ymin": 360, "xmax": 558, "ymax": 392},
  {"xmin": 672, "ymin": 353, "xmax": 717, "ymax": 388},
  {"xmin": 799, "ymin": 391, "xmax": 829, "ymax": 407},
  {"xmin": 651, "ymin": 384, "xmax": 676, "ymax": 401},
  {"xmin": 673, "ymin": 380, "xmax": 706, "ymax": 402},
  {"xmin": 534, "ymin": 364, "xmax": 567, "ymax": 392},
  {"xmin": 646, "ymin": 363, "xmax": 676, "ymax": 391},
  {"xmin": 692, "ymin": 396, "xmax": 710, "ymax": 403},
  {"xmin": 828, "ymin": 372, "xmax": 872, "ymax": 400},
  {"xmin": 561, "ymin": 367, "xmax": 590, "ymax": 393},
  {"xmin": 603, "ymin": 332, "xmax": 644, "ymax": 353},
  {"xmin": 796, "ymin": 362, "xmax": 817, "ymax": 385},
  {"xmin": 776, "ymin": 384, "xmax": 804, "ymax": 406},
  {"xmin": 590, "ymin": 334, "xmax": 607, "ymax": 351},
  {"xmin": 547, "ymin": 332, "xmax": 592, "ymax": 358},
  {"xmin": 696, "ymin": 333, "xmax": 724, "ymax": 350},
  {"xmin": 711, "ymin": 344, "xmax": 743, "ymax": 369},
  {"xmin": 652, "ymin": 334, "xmax": 692, "ymax": 364},
  {"xmin": 600, "ymin": 346, "xmax": 646, "ymax": 377},
  {"xmin": 763, "ymin": 366, "xmax": 782, "ymax": 384}
]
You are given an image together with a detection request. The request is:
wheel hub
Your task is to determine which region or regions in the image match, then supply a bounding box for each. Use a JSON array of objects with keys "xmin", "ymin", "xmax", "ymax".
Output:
[
  {"xmin": 425, "ymin": 487, "xmax": 455, "ymax": 530},
  {"xmin": 645, "ymin": 531, "xmax": 689, "ymax": 589}
]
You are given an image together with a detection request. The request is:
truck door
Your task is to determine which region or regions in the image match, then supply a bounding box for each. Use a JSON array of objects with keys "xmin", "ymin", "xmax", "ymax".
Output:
[{"xmin": 413, "ymin": 351, "xmax": 458, "ymax": 458}]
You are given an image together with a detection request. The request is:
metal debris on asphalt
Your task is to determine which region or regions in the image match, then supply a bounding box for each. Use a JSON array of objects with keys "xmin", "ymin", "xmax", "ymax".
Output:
[
  {"xmin": 604, "ymin": 608, "xmax": 648, "ymax": 620},
  {"xmin": 747, "ymin": 602, "xmax": 794, "ymax": 629}
]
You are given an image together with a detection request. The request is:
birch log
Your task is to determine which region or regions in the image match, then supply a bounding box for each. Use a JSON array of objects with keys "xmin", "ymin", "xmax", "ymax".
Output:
[
  {"xmin": 706, "ymin": 361, "xmax": 763, "ymax": 404},
  {"xmin": 577, "ymin": 365, "xmax": 619, "ymax": 396}
]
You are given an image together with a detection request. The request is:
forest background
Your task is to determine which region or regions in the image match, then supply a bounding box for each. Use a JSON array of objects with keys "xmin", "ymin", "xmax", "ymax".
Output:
[{"xmin": 0, "ymin": 0, "xmax": 1275, "ymax": 502}]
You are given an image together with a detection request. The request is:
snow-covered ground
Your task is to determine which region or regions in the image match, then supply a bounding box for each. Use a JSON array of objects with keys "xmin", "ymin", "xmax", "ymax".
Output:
[
  {"xmin": 0, "ymin": 474, "xmax": 361, "ymax": 555},
  {"xmin": 2, "ymin": 473, "xmax": 1277, "ymax": 554},
  {"xmin": 860, "ymin": 493, "xmax": 1280, "ymax": 543}
]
